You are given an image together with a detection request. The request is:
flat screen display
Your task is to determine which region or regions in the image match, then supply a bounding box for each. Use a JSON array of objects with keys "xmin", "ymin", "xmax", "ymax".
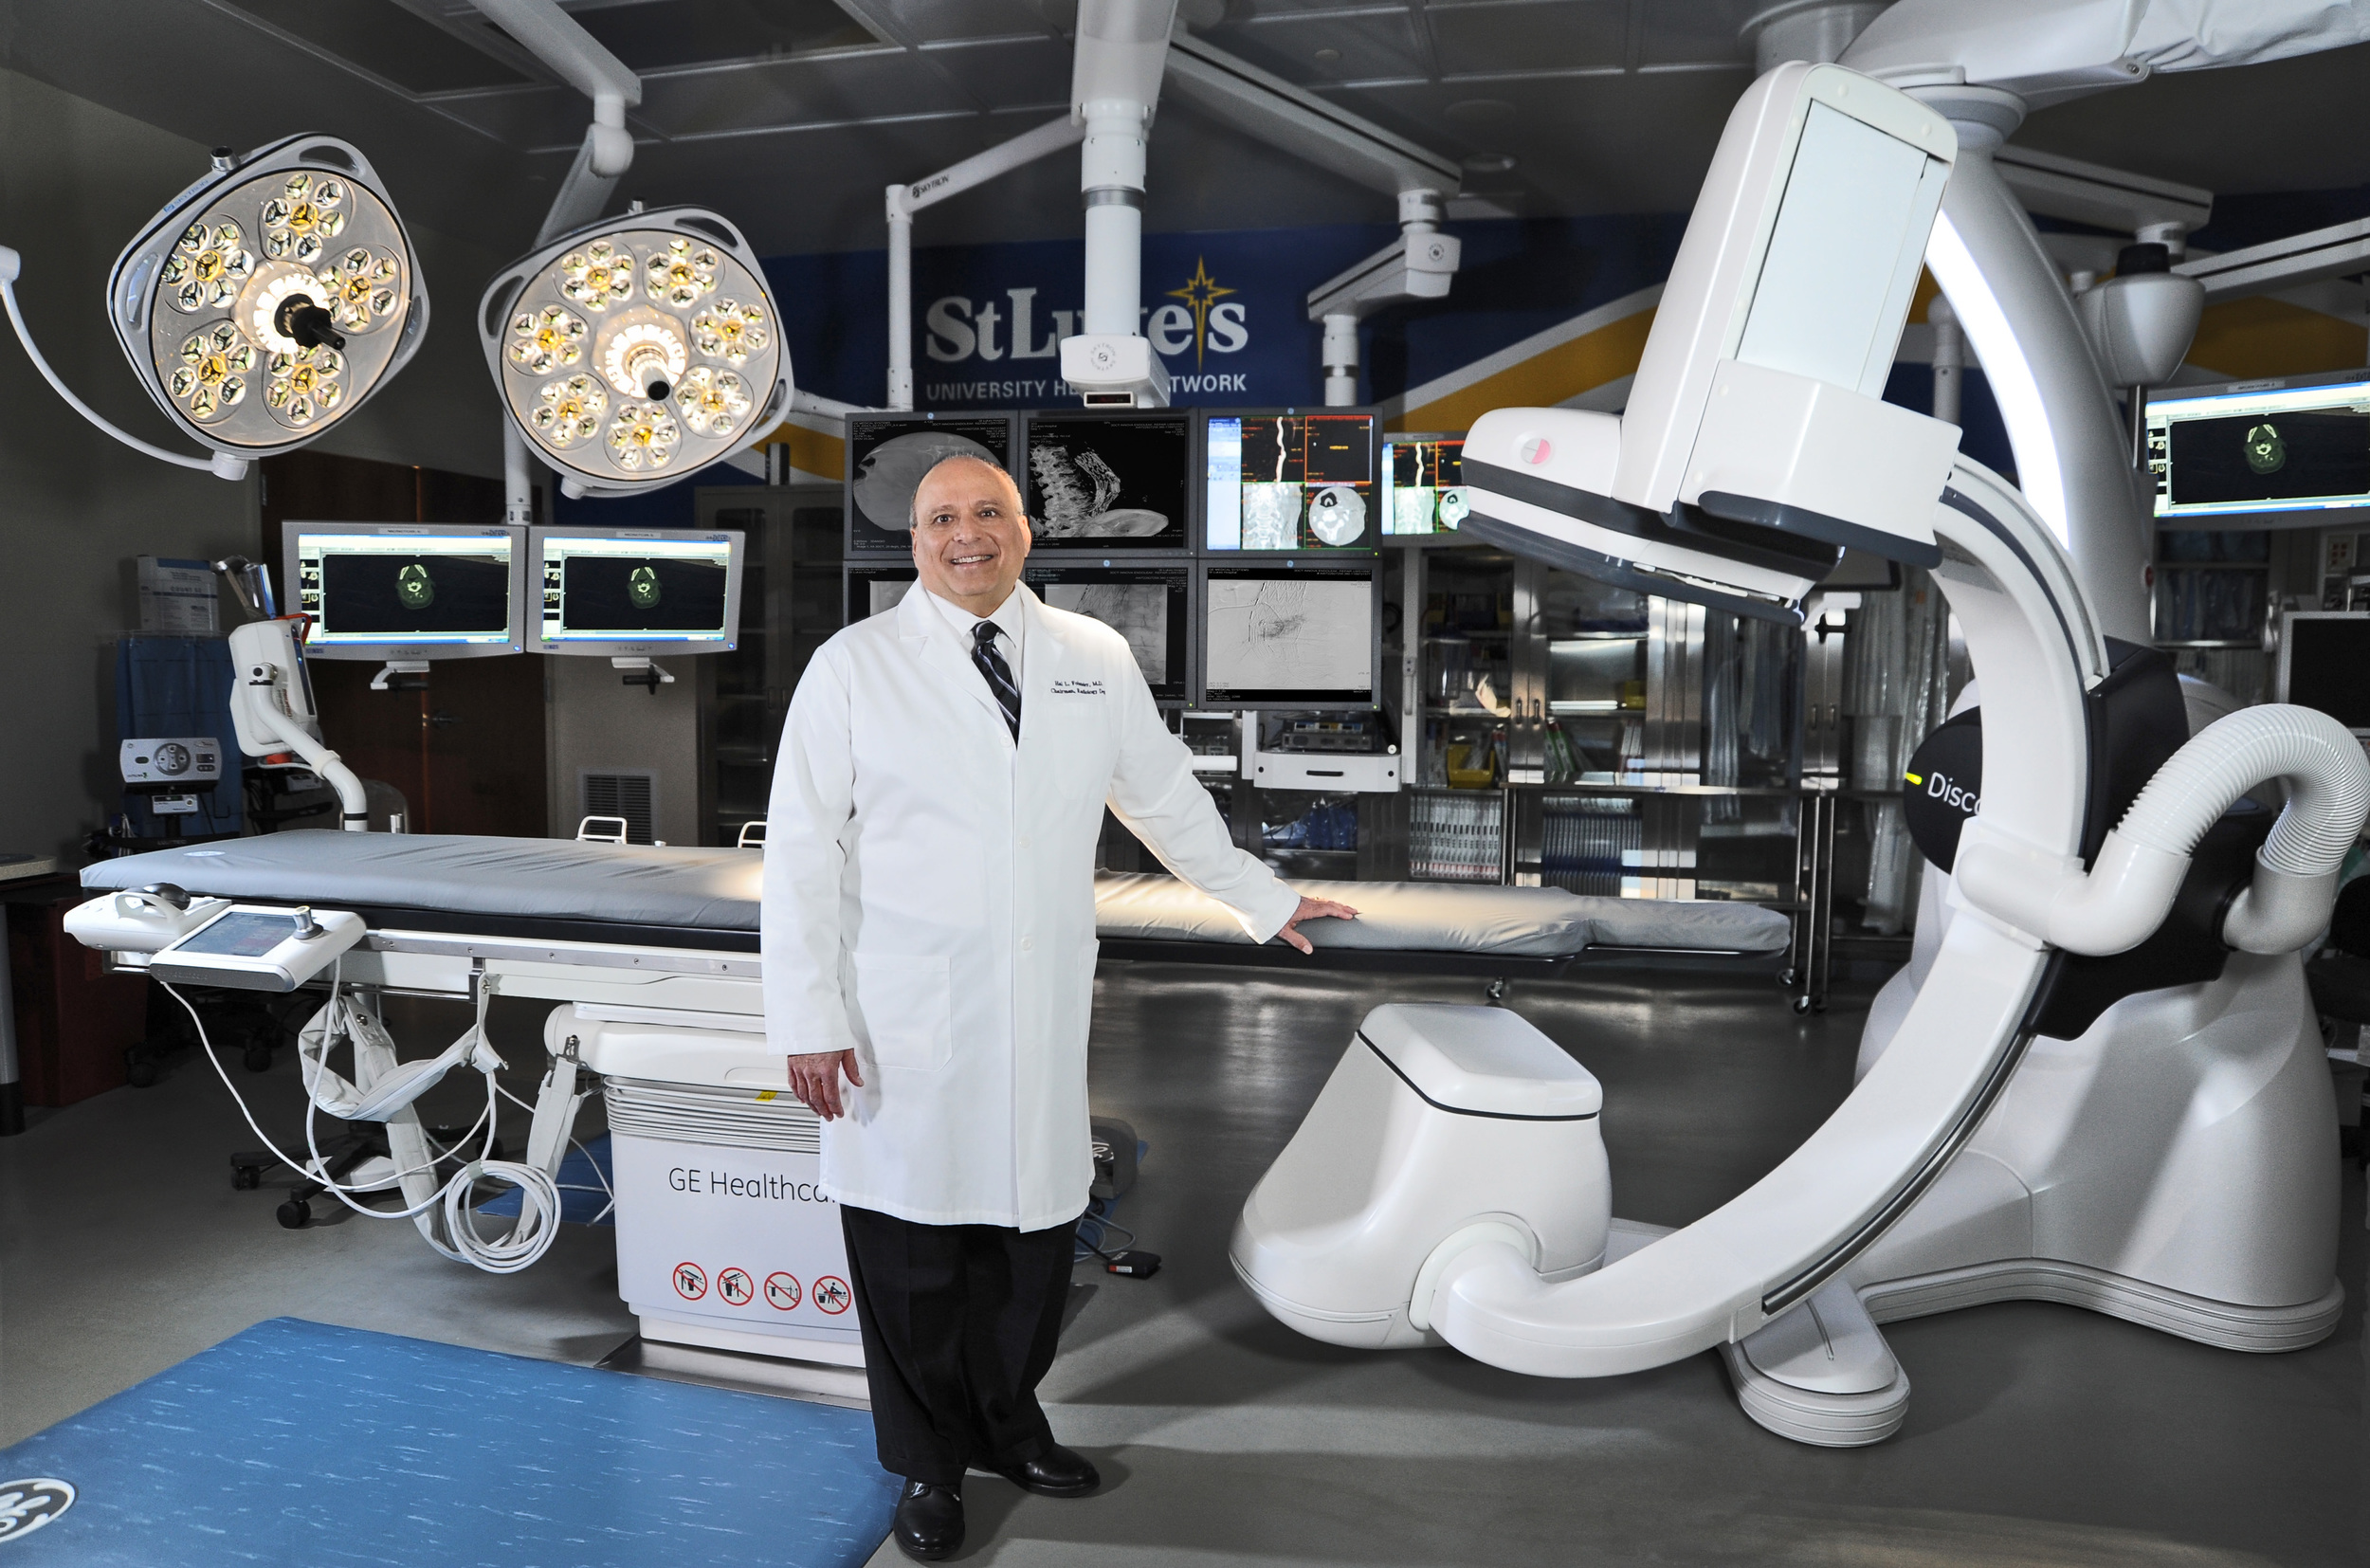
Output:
[
  {"xmin": 1382, "ymin": 434, "xmax": 1467, "ymax": 536},
  {"xmin": 1201, "ymin": 562, "xmax": 1377, "ymax": 707},
  {"xmin": 296, "ymin": 530, "xmax": 516, "ymax": 647},
  {"xmin": 847, "ymin": 414, "xmax": 1017, "ymax": 555},
  {"xmin": 1021, "ymin": 412, "xmax": 1193, "ymax": 551},
  {"xmin": 175, "ymin": 912, "xmax": 294, "ymax": 958},
  {"xmin": 540, "ymin": 533, "xmax": 736, "ymax": 644},
  {"xmin": 846, "ymin": 566, "xmax": 918, "ymax": 624},
  {"xmin": 1025, "ymin": 563, "xmax": 1191, "ymax": 702},
  {"xmin": 1206, "ymin": 411, "xmax": 1380, "ymax": 550},
  {"xmin": 2147, "ymin": 376, "xmax": 2370, "ymax": 522},
  {"xmin": 2283, "ymin": 614, "xmax": 2370, "ymax": 729}
]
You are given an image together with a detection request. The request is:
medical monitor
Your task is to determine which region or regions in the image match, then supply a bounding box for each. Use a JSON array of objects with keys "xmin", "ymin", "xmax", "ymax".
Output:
[
  {"xmin": 1199, "ymin": 560, "xmax": 1380, "ymax": 710},
  {"xmin": 845, "ymin": 564, "xmax": 919, "ymax": 625},
  {"xmin": 2277, "ymin": 611, "xmax": 2370, "ymax": 735},
  {"xmin": 285, "ymin": 522, "xmax": 525, "ymax": 661},
  {"xmin": 846, "ymin": 412, "xmax": 1020, "ymax": 556},
  {"xmin": 1382, "ymin": 433, "xmax": 1467, "ymax": 536},
  {"xmin": 1204, "ymin": 410, "xmax": 1381, "ymax": 552},
  {"xmin": 530, "ymin": 527, "xmax": 743, "ymax": 657},
  {"xmin": 1024, "ymin": 561, "xmax": 1193, "ymax": 704},
  {"xmin": 2146, "ymin": 372, "xmax": 2370, "ymax": 526},
  {"xmin": 1019, "ymin": 410, "xmax": 1194, "ymax": 552}
]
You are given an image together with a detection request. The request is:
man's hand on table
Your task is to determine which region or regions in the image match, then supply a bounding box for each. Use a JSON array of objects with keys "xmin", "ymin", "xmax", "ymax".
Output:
[
  {"xmin": 787, "ymin": 1048, "xmax": 864, "ymax": 1120},
  {"xmin": 1277, "ymin": 893, "xmax": 1359, "ymax": 954}
]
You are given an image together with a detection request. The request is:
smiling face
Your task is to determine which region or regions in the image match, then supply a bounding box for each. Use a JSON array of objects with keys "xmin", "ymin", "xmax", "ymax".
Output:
[{"xmin": 911, "ymin": 455, "xmax": 1031, "ymax": 615}]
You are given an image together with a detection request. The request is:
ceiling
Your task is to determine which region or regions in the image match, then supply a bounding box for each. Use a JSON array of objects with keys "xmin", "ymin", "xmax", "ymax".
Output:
[{"xmin": 4, "ymin": 0, "xmax": 2366, "ymax": 263}]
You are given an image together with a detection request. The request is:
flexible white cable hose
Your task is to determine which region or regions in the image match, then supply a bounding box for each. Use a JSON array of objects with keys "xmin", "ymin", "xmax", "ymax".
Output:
[
  {"xmin": 2115, "ymin": 703, "xmax": 2370, "ymax": 876},
  {"xmin": 167, "ymin": 978, "xmax": 566, "ymax": 1274},
  {"xmin": 1960, "ymin": 703, "xmax": 2370, "ymax": 955}
]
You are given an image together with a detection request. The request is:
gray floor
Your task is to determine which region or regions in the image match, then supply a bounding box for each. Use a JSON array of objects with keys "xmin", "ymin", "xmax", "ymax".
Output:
[{"xmin": 2, "ymin": 963, "xmax": 2361, "ymax": 1567}]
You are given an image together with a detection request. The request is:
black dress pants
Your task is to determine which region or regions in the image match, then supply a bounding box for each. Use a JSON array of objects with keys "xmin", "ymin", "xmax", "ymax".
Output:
[{"xmin": 840, "ymin": 1203, "xmax": 1081, "ymax": 1486}]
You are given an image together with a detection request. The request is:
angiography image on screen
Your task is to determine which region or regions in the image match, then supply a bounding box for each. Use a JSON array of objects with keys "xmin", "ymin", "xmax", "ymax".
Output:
[
  {"xmin": 1023, "ymin": 416, "xmax": 1192, "ymax": 548},
  {"xmin": 312, "ymin": 548, "xmax": 511, "ymax": 639},
  {"xmin": 1204, "ymin": 573, "xmax": 1372, "ymax": 702},
  {"xmin": 1045, "ymin": 583, "xmax": 1169, "ymax": 684}
]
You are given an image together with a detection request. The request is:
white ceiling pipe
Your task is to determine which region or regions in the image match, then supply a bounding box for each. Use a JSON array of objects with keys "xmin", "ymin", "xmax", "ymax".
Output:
[
  {"xmin": 884, "ymin": 116, "xmax": 1084, "ymax": 410},
  {"xmin": 1060, "ymin": 0, "xmax": 1180, "ymax": 408},
  {"xmin": 1741, "ymin": 1, "xmax": 1890, "ymax": 74},
  {"xmin": 472, "ymin": 0, "xmax": 643, "ymax": 520}
]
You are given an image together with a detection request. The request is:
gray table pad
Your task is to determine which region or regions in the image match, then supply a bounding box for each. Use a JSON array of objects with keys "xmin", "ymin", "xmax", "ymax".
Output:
[{"xmin": 83, "ymin": 835, "xmax": 1791, "ymax": 956}]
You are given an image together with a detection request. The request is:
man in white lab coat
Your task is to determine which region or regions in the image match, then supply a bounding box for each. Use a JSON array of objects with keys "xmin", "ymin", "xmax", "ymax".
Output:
[{"xmin": 763, "ymin": 454, "xmax": 1353, "ymax": 1560}]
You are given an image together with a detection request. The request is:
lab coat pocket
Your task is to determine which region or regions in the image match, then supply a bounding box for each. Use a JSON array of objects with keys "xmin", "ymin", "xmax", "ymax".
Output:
[{"xmin": 852, "ymin": 953, "xmax": 954, "ymax": 1071}]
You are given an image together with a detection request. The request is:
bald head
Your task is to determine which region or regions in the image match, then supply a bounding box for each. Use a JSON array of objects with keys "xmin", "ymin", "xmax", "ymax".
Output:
[{"xmin": 911, "ymin": 453, "xmax": 1032, "ymax": 614}]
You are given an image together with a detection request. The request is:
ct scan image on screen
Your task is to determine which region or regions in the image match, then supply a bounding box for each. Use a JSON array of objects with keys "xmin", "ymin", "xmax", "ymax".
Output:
[
  {"xmin": 2166, "ymin": 411, "xmax": 2370, "ymax": 508},
  {"xmin": 848, "ymin": 416, "xmax": 1015, "ymax": 554},
  {"xmin": 1206, "ymin": 413, "xmax": 1378, "ymax": 550},
  {"xmin": 1022, "ymin": 414, "xmax": 1192, "ymax": 549},
  {"xmin": 542, "ymin": 536, "xmax": 732, "ymax": 641},
  {"xmin": 1202, "ymin": 566, "xmax": 1375, "ymax": 705},
  {"xmin": 1384, "ymin": 437, "xmax": 1467, "ymax": 536},
  {"xmin": 1027, "ymin": 564, "xmax": 1189, "ymax": 702},
  {"xmin": 2148, "ymin": 380, "xmax": 2370, "ymax": 520},
  {"xmin": 301, "ymin": 535, "xmax": 513, "ymax": 643}
]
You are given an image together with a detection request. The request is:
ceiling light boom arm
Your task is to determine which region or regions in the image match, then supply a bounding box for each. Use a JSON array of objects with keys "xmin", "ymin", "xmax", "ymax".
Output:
[{"xmin": 0, "ymin": 246, "xmax": 247, "ymax": 480}]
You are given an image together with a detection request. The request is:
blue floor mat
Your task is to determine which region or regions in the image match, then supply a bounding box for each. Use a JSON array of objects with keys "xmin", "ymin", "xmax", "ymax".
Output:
[
  {"xmin": 479, "ymin": 1133, "xmax": 615, "ymax": 1226},
  {"xmin": 0, "ymin": 1318, "xmax": 898, "ymax": 1567}
]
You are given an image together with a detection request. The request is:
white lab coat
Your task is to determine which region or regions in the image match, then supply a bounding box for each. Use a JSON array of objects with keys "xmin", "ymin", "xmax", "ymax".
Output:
[{"xmin": 762, "ymin": 583, "xmax": 1299, "ymax": 1230}]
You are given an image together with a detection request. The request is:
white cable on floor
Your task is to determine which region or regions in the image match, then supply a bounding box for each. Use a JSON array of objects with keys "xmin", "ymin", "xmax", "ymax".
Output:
[{"xmin": 164, "ymin": 976, "xmax": 565, "ymax": 1275}]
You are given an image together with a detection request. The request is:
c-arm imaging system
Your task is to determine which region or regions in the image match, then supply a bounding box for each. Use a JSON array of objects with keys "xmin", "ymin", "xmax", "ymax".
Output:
[{"xmin": 1231, "ymin": 62, "xmax": 2368, "ymax": 1443}]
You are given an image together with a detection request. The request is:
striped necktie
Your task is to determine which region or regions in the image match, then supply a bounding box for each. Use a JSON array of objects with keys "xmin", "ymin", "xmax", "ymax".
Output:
[{"xmin": 971, "ymin": 620, "xmax": 1022, "ymax": 742}]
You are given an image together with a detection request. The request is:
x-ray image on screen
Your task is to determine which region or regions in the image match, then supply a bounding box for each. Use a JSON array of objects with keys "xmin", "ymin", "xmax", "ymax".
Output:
[
  {"xmin": 1028, "ymin": 563, "xmax": 1190, "ymax": 701},
  {"xmin": 1022, "ymin": 414, "xmax": 1191, "ymax": 550},
  {"xmin": 848, "ymin": 416, "xmax": 1014, "ymax": 554},
  {"xmin": 1202, "ymin": 567, "xmax": 1374, "ymax": 705},
  {"xmin": 870, "ymin": 578, "xmax": 914, "ymax": 616},
  {"xmin": 1046, "ymin": 584, "xmax": 1169, "ymax": 684},
  {"xmin": 317, "ymin": 552, "xmax": 511, "ymax": 637},
  {"xmin": 1206, "ymin": 412, "xmax": 1378, "ymax": 550}
]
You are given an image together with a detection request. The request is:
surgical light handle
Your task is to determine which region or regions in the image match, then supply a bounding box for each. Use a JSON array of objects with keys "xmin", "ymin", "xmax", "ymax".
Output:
[
  {"xmin": 0, "ymin": 246, "xmax": 249, "ymax": 481},
  {"xmin": 1955, "ymin": 704, "xmax": 2370, "ymax": 957}
]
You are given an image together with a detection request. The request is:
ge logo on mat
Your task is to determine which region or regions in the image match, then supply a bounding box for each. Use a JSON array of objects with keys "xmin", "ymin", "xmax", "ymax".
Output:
[{"xmin": 0, "ymin": 1479, "xmax": 77, "ymax": 1541}]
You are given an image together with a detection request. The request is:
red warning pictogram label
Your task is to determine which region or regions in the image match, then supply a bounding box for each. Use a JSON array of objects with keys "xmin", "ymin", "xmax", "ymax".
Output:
[
  {"xmin": 812, "ymin": 1275, "xmax": 852, "ymax": 1315},
  {"xmin": 672, "ymin": 1261, "xmax": 708, "ymax": 1301},
  {"xmin": 764, "ymin": 1272, "xmax": 802, "ymax": 1311},
  {"xmin": 717, "ymin": 1267, "xmax": 756, "ymax": 1306}
]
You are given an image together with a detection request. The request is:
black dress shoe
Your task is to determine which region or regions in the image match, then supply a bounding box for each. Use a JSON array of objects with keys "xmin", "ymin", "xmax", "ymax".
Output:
[
  {"xmin": 893, "ymin": 1479, "xmax": 963, "ymax": 1561},
  {"xmin": 993, "ymin": 1444, "xmax": 1101, "ymax": 1498}
]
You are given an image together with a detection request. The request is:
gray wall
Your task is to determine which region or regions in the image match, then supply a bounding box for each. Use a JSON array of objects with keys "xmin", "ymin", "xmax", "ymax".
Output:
[{"xmin": 0, "ymin": 66, "xmax": 512, "ymax": 862}]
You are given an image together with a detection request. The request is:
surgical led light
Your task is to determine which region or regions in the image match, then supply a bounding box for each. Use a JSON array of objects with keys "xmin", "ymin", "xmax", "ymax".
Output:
[
  {"xmin": 480, "ymin": 209, "xmax": 792, "ymax": 498},
  {"xmin": 0, "ymin": 135, "xmax": 427, "ymax": 481}
]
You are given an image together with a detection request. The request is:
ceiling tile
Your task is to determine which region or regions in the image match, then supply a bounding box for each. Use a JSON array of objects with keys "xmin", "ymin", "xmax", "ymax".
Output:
[
  {"xmin": 1428, "ymin": 0, "xmax": 1629, "ymax": 80},
  {"xmin": 567, "ymin": 0, "xmax": 878, "ymax": 71},
  {"xmin": 1212, "ymin": 8, "xmax": 1431, "ymax": 85},
  {"xmin": 632, "ymin": 50, "xmax": 977, "ymax": 138}
]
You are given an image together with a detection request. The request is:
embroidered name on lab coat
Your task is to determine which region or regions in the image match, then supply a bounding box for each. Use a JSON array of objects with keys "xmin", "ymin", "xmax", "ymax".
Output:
[{"xmin": 1050, "ymin": 679, "xmax": 1106, "ymax": 696}]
